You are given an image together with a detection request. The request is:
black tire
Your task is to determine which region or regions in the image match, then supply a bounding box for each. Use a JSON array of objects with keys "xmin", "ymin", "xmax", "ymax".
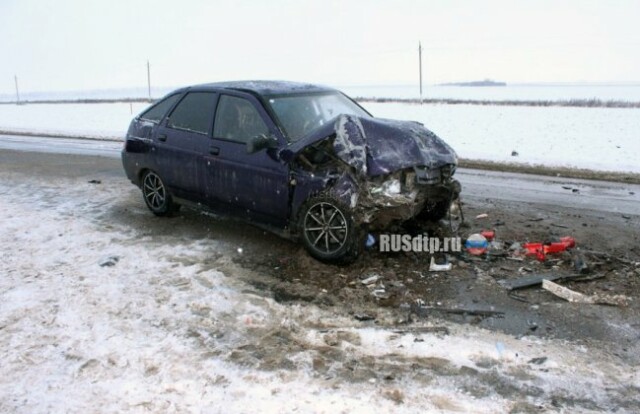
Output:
[
  {"xmin": 419, "ymin": 199, "xmax": 452, "ymax": 222},
  {"xmin": 298, "ymin": 195, "xmax": 363, "ymax": 264},
  {"xmin": 141, "ymin": 170, "xmax": 180, "ymax": 216}
]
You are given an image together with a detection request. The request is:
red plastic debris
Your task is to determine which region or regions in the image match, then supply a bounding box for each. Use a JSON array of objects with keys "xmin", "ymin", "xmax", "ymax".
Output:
[
  {"xmin": 480, "ymin": 230, "xmax": 495, "ymax": 242},
  {"xmin": 523, "ymin": 236, "xmax": 576, "ymax": 261}
]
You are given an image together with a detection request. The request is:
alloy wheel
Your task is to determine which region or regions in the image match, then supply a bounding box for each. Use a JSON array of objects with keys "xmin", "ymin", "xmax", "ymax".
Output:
[
  {"xmin": 143, "ymin": 172, "xmax": 166, "ymax": 210},
  {"xmin": 303, "ymin": 202, "xmax": 348, "ymax": 254}
]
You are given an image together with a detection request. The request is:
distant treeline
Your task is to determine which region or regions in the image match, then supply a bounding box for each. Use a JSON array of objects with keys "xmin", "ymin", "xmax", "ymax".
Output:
[
  {"xmin": 1, "ymin": 97, "xmax": 640, "ymax": 108},
  {"xmin": 355, "ymin": 97, "xmax": 640, "ymax": 108}
]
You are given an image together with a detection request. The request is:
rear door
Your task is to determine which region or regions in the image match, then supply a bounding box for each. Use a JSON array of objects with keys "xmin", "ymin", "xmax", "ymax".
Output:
[
  {"xmin": 153, "ymin": 91, "xmax": 217, "ymax": 202},
  {"xmin": 205, "ymin": 93, "xmax": 290, "ymax": 226}
]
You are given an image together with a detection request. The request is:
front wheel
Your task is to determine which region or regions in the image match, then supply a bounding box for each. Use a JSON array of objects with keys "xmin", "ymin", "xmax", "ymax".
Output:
[
  {"xmin": 419, "ymin": 199, "xmax": 452, "ymax": 221},
  {"xmin": 141, "ymin": 170, "xmax": 180, "ymax": 216},
  {"xmin": 298, "ymin": 195, "xmax": 362, "ymax": 264}
]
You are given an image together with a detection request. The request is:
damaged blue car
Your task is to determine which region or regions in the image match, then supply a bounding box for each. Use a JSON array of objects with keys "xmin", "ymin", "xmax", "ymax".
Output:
[{"xmin": 121, "ymin": 81, "xmax": 461, "ymax": 263}]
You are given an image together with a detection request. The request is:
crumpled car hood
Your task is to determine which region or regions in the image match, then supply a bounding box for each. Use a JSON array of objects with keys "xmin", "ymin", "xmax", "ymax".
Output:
[{"xmin": 281, "ymin": 114, "xmax": 458, "ymax": 177}]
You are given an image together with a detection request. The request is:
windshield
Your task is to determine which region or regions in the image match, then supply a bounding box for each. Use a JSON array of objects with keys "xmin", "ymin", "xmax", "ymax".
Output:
[{"xmin": 267, "ymin": 92, "xmax": 371, "ymax": 142}]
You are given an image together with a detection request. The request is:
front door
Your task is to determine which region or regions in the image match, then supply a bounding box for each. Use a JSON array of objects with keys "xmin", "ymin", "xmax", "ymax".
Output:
[{"xmin": 205, "ymin": 93, "xmax": 290, "ymax": 226}]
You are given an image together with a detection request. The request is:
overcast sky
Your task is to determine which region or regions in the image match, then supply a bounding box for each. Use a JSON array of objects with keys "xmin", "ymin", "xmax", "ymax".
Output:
[{"xmin": 1, "ymin": 0, "xmax": 639, "ymax": 94}]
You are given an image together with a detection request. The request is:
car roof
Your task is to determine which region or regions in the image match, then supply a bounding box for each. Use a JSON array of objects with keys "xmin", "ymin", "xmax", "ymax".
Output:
[{"xmin": 191, "ymin": 80, "xmax": 336, "ymax": 96}]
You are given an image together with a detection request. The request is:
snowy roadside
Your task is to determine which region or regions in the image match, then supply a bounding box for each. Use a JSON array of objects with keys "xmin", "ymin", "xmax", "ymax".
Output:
[
  {"xmin": 1, "ymin": 101, "xmax": 639, "ymax": 174},
  {"xmin": 1, "ymin": 166, "xmax": 639, "ymax": 412}
]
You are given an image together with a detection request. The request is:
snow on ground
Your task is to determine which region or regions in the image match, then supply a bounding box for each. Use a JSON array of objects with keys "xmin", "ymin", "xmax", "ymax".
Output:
[
  {"xmin": 0, "ymin": 102, "xmax": 149, "ymax": 140},
  {"xmin": 4, "ymin": 84, "xmax": 640, "ymax": 103},
  {"xmin": 1, "ymin": 169, "xmax": 639, "ymax": 412},
  {"xmin": 339, "ymin": 84, "xmax": 640, "ymax": 102},
  {"xmin": 1, "ymin": 101, "xmax": 639, "ymax": 173},
  {"xmin": 363, "ymin": 102, "xmax": 640, "ymax": 173}
]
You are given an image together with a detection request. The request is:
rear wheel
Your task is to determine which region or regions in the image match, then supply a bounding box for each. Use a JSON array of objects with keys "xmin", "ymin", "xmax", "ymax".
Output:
[
  {"xmin": 141, "ymin": 170, "xmax": 180, "ymax": 216},
  {"xmin": 299, "ymin": 195, "xmax": 362, "ymax": 264}
]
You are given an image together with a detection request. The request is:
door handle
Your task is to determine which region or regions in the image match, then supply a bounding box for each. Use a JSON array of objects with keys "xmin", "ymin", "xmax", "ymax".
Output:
[
  {"xmin": 158, "ymin": 134, "xmax": 167, "ymax": 142},
  {"xmin": 209, "ymin": 146, "xmax": 220, "ymax": 155}
]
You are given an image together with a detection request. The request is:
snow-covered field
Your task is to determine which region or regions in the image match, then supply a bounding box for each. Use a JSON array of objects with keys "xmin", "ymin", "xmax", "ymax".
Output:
[
  {"xmin": 0, "ymin": 102, "xmax": 149, "ymax": 139},
  {"xmin": 1, "ymin": 163, "xmax": 639, "ymax": 412},
  {"xmin": 364, "ymin": 102, "xmax": 640, "ymax": 173},
  {"xmin": 3, "ymin": 84, "xmax": 640, "ymax": 103},
  {"xmin": 0, "ymin": 101, "xmax": 639, "ymax": 173},
  {"xmin": 341, "ymin": 84, "xmax": 640, "ymax": 102}
]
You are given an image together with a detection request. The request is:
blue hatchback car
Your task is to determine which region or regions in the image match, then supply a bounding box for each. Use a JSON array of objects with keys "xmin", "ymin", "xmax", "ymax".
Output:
[{"xmin": 122, "ymin": 81, "xmax": 461, "ymax": 263}]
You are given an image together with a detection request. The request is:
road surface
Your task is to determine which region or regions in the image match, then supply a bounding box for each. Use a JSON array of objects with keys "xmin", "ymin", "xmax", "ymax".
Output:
[{"xmin": 1, "ymin": 133, "xmax": 638, "ymax": 215}]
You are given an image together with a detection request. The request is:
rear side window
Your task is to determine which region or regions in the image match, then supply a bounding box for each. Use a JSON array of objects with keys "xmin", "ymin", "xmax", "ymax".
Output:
[
  {"xmin": 167, "ymin": 92, "xmax": 217, "ymax": 135},
  {"xmin": 213, "ymin": 95, "xmax": 269, "ymax": 143},
  {"xmin": 139, "ymin": 94, "xmax": 180, "ymax": 123}
]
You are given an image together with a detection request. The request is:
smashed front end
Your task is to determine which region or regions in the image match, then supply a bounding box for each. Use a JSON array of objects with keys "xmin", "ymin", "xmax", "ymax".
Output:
[{"xmin": 284, "ymin": 114, "xmax": 461, "ymax": 230}]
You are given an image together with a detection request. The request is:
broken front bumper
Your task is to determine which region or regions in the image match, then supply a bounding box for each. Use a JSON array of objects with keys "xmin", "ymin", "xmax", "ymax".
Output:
[{"xmin": 359, "ymin": 168, "xmax": 461, "ymax": 228}]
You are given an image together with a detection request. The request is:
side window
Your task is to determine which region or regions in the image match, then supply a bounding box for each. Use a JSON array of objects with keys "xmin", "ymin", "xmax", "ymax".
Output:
[
  {"xmin": 213, "ymin": 95, "xmax": 269, "ymax": 143},
  {"xmin": 167, "ymin": 92, "xmax": 216, "ymax": 134},
  {"xmin": 139, "ymin": 94, "xmax": 180, "ymax": 123}
]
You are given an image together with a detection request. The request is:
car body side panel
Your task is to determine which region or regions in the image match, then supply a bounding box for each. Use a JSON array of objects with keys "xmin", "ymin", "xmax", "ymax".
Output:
[
  {"xmin": 203, "ymin": 141, "xmax": 290, "ymax": 226},
  {"xmin": 206, "ymin": 92, "xmax": 290, "ymax": 227},
  {"xmin": 153, "ymin": 123, "xmax": 210, "ymax": 202}
]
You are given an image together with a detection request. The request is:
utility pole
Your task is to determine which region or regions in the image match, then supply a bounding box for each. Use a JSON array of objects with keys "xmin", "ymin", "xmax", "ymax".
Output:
[
  {"xmin": 147, "ymin": 60, "xmax": 151, "ymax": 101},
  {"xmin": 14, "ymin": 75, "xmax": 20, "ymax": 105},
  {"xmin": 418, "ymin": 42, "xmax": 423, "ymax": 104}
]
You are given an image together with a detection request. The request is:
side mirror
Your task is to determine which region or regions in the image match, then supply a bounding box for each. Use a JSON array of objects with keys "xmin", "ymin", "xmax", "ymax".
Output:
[{"xmin": 247, "ymin": 133, "xmax": 278, "ymax": 154}]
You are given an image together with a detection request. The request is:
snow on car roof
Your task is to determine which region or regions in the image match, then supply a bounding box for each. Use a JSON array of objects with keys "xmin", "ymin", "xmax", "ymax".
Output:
[{"xmin": 195, "ymin": 80, "xmax": 335, "ymax": 95}]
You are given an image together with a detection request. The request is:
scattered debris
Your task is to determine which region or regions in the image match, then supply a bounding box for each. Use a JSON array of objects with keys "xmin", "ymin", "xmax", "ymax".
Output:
[
  {"xmin": 429, "ymin": 256, "xmax": 452, "ymax": 272},
  {"xmin": 522, "ymin": 236, "xmax": 575, "ymax": 261},
  {"xmin": 354, "ymin": 313, "xmax": 376, "ymax": 321},
  {"xmin": 475, "ymin": 213, "xmax": 489, "ymax": 219},
  {"xmin": 508, "ymin": 242, "xmax": 522, "ymax": 251},
  {"xmin": 412, "ymin": 304, "xmax": 504, "ymax": 319},
  {"xmin": 391, "ymin": 326, "xmax": 450, "ymax": 335},
  {"xmin": 365, "ymin": 234, "xmax": 376, "ymax": 248},
  {"xmin": 88, "ymin": 179, "xmax": 102, "ymax": 184},
  {"xmin": 371, "ymin": 289, "xmax": 391, "ymax": 299},
  {"xmin": 572, "ymin": 251, "xmax": 590, "ymax": 274},
  {"xmin": 98, "ymin": 256, "xmax": 120, "ymax": 267},
  {"xmin": 507, "ymin": 291, "xmax": 529, "ymax": 303},
  {"xmin": 361, "ymin": 274, "xmax": 380, "ymax": 285},
  {"xmin": 528, "ymin": 357, "xmax": 548, "ymax": 365},
  {"xmin": 480, "ymin": 230, "xmax": 495, "ymax": 241},
  {"xmin": 499, "ymin": 272, "xmax": 604, "ymax": 291},
  {"xmin": 542, "ymin": 280, "xmax": 630, "ymax": 306}
]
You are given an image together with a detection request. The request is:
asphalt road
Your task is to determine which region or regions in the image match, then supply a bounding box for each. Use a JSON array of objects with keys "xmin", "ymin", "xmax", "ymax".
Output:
[{"xmin": 1, "ymin": 133, "xmax": 639, "ymax": 216}]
